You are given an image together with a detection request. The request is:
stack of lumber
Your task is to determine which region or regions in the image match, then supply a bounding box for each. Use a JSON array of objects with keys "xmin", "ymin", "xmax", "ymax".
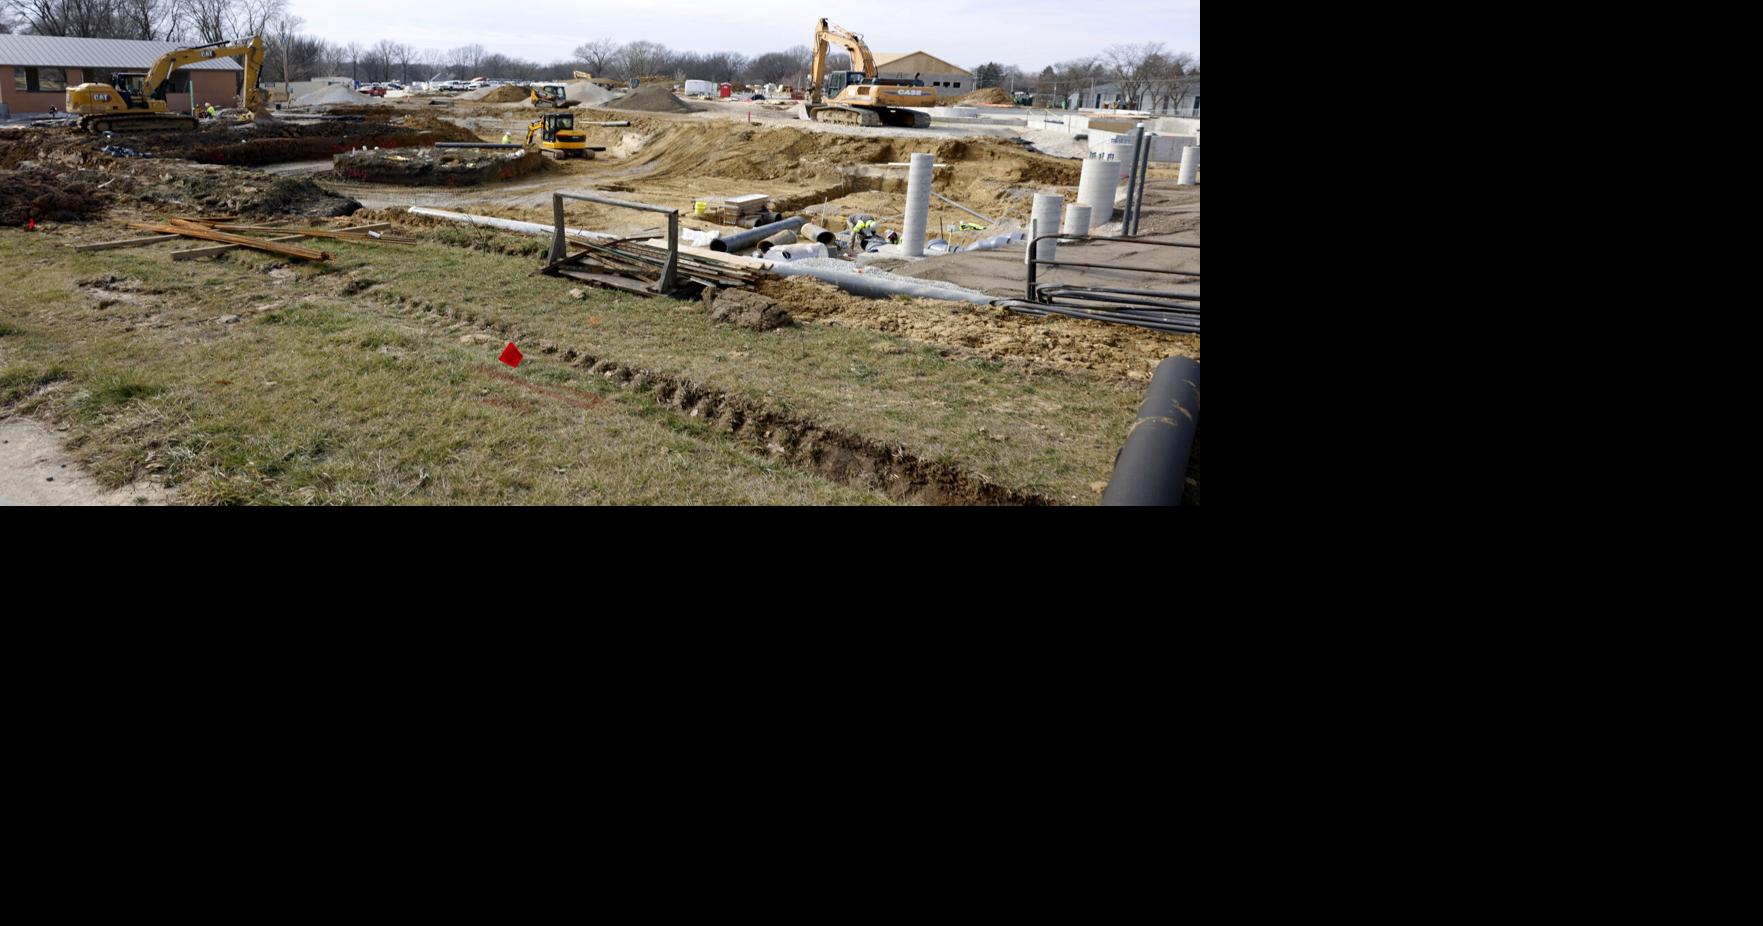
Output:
[
  {"xmin": 79, "ymin": 215, "xmax": 414, "ymax": 261},
  {"xmin": 694, "ymin": 193, "xmax": 770, "ymax": 226}
]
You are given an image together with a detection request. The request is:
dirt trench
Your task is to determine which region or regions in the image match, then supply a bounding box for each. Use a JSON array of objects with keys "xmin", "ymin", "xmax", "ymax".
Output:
[{"xmin": 371, "ymin": 291, "xmax": 1054, "ymax": 505}]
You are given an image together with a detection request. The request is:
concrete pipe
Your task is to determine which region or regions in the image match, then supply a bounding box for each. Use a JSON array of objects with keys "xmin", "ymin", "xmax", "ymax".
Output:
[
  {"xmin": 1061, "ymin": 203, "xmax": 1092, "ymax": 239},
  {"xmin": 801, "ymin": 223, "xmax": 837, "ymax": 245},
  {"xmin": 1076, "ymin": 155, "xmax": 1121, "ymax": 224},
  {"xmin": 1031, "ymin": 193, "xmax": 1063, "ymax": 262},
  {"xmin": 902, "ymin": 152, "xmax": 935, "ymax": 257},
  {"xmin": 1179, "ymin": 145, "xmax": 1200, "ymax": 185},
  {"xmin": 1101, "ymin": 355, "xmax": 1201, "ymax": 506},
  {"xmin": 1110, "ymin": 138, "xmax": 1137, "ymax": 185},
  {"xmin": 755, "ymin": 227, "xmax": 800, "ymax": 254},
  {"xmin": 709, "ymin": 216, "xmax": 806, "ymax": 252}
]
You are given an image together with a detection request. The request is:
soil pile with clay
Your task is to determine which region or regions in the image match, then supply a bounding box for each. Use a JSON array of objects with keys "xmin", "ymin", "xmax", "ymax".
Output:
[
  {"xmin": 461, "ymin": 84, "xmax": 530, "ymax": 103},
  {"xmin": 605, "ymin": 84, "xmax": 694, "ymax": 113},
  {"xmin": 0, "ymin": 167, "xmax": 109, "ymax": 225},
  {"xmin": 755, "ymin": 274, "xmax": 1195, "ymax": 383},
  {"xmin": 950, "ymin": 87, "xmax": 1016, "ymax": 105}
]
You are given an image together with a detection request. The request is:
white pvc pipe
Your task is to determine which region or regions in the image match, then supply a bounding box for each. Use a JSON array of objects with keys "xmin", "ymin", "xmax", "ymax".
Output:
[
  {"xmin": 1031, "ymin": 193, "xmax": 1062, "ymax": 262},
  {"xmin": 902, "ymin": 152, "xmax": 934, "ymax": 257},
  {"xmin": 773, "ymin": 242, "xmax": 828, "ymax": 261},
  {"xmin": 406, "ymin": 206, "xmax": 617, "ymax": 241},
  {"xmin": 1179, "ymin": 145, "xmax": 1200, "ymax": 185},
  {"xmin": 1061, "ymin": 203, "xmax": 1091, "ymax": 239}
]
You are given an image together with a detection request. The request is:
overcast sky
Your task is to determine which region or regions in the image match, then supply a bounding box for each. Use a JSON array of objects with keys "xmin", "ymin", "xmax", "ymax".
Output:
[{"xmin": 284, "ymin": 1, "xmax": 1199, "ymax": 72}]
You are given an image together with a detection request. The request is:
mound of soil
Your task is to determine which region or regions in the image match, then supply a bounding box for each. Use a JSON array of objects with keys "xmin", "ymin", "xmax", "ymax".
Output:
[
  {"xmin": 334, "ymin": 147, "xmax": 543, "ymax": 186},
  {"xmin": 951, "ymin": 87, "xmax": 1016, "ymax": 106},
  {"xmin": 59, "ymin": 116, "xmax": 480, "ymax": 167},
  {"xmin": 0, "ymin": 167, "xmax": 109, "ymax": 225},
  {"xmin": 563, "ymin": 81, "xmax": 617, "ymax": 105},
  {"xmin": 607, "ymin": 84, "xmax": 693, "ymax": 113},
  {"xmin": 755, "ymin": 274, "xmax": 1196, "ymax": 383},
  {"xmin": 462, "ymin": 84, "xmax": 529, "ymax": 103}
]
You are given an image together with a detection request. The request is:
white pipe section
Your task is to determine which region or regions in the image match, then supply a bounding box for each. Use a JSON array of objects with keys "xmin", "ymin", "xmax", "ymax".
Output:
[
  {"xmin": 1109, "ymin": 139, "xmax": 1137, "ymax": 185},
  {"xmin": 773, "ymin": 242, "xmax": 828, "ymax": 261},
  {"xmin": 1061, "ymin": 203, "xmax": 1092, "ymax": 239},
  {"xmin": 1076, "ymin": 156, "xmax": 1121, "ymax": 223},
  {"xmin": 406, "ymin": 206, "xmax": 619, "ymax": 241},
  {"xmin": 1179, "ymin": 145, "xmax": 1200, "ymax": 185},
  {"xmin": 1031, "ymin": 193, "xmax": 1062, "ymax": 262},
  {"xmin": 902, "ymin": 152, "xmax": 934, "ymax": 257},
  {"xmin": 767, "ymin": 261, "xmax": 996, "ymax": 305}
]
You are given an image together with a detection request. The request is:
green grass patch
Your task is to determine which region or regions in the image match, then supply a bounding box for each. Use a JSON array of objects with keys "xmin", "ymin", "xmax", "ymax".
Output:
[{"xmin": 1, "ymin": 364, "xmax": 71, "ymax": 407}]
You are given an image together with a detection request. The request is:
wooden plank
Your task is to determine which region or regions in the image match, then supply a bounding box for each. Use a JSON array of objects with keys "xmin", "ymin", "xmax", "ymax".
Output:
[
  {"xmin": 214, "ymin": 224, "xmax": 413, "ymax": 244},
  {"xmin": 154, "ymin": 219, "xmax": 331, "ymax": 260},
  {"xmin": 73, "ymin": 234, "xmax": 183, "ymax": 252},
  {"xmin": 131, "ymin": 220, "xmax": 329, "ymax": 261},
  {"xmin": 168, "ymin": 223, "xmax": 383, "ymax": 260}
]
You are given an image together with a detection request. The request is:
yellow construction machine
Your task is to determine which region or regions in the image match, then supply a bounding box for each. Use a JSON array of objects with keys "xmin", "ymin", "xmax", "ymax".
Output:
[
  {"xmin": 64, "ymin": 35, "xmax": 267, "ymax": 133},
  {"xmin": 571, "ymin": 71, "xmax": 621, "ymax": 90},
  {"xmin": 799, "ymin": 18, "xmax": 934, "ymax": 128},
  {"xmin": 528, "ymin": 84, "xmax": 580, "ymax": 108},
  {"xmin": 525, "ymin": 112, "xmax": 591, "ymax": 159}
]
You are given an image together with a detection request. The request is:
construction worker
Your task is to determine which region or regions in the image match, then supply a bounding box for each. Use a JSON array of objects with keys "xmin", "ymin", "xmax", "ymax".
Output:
[
  {"xmin": 205, "ymin": 103, "xmax": 217, "ymax": 118},
  {"xmin": 502, "ymin": 130, "xmax": 512, "ymax": 144}
]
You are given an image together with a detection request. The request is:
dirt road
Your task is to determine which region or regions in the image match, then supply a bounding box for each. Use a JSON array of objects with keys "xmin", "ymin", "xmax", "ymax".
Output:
[{"xmin": 0, "ymin": 418, "xmax": 169, "ymax": 506}]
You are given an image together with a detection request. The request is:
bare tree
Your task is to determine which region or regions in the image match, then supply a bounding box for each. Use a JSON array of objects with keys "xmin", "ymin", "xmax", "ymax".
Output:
[
  {"xmin": 267, "ymin": 11, "xmax": 300, "ymax": 95},
  {"xmin": 616, "ymin": 40, "xmax": 671, "ymax": 80},
  {"xmin": 572, "ymin": 38, "xmax": 617, "ymax": 74},
  {"xmin": 343, "ymin": 40, "xmax": 361, "ymax": 81},
  {"xmin": 448, "ymin": 43, "xmax": 484, "ymax": 75}
]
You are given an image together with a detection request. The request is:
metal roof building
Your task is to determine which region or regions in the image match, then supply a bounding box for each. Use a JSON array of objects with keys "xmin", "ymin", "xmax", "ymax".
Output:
[{"xmin": 0, "ymin": 34, "xmax": 243, "ymax": 70}]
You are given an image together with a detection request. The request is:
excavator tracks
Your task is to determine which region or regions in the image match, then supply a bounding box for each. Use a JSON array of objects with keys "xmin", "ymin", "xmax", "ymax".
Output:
[{"xmin": 78, "ymin": 114, "xmax": 200, "ymax": 134}]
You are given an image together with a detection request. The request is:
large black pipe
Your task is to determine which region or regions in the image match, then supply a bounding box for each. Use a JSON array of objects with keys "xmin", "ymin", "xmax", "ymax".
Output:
[
  {"xmin": 710, "ymin": 217, "xmax": 806, "ymax": 253},
  {"xmin": 1101, "ymin": 356, "xmax": 1201, "ymax": 506}
]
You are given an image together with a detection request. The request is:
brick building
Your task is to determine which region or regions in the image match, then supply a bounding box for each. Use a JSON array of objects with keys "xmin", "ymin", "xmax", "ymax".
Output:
[{"xmin": 0, "ymin": 33, "xmax": 242, "ymax": 117}]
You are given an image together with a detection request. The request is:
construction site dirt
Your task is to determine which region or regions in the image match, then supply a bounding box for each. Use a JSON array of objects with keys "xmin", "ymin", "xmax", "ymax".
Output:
[{"xmin": 3, "ymin": 89, "xmax": 1199, "ymax": 505}]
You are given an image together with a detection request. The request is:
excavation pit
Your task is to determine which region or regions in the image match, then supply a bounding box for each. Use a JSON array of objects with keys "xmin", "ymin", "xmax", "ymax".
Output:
[{"xmin": 332, "ymin": 147, "xmax": 545, "ymax": 186}]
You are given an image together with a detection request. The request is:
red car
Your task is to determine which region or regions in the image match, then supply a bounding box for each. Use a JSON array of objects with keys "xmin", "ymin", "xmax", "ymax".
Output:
[{"xmin": 362, "ymin": 86, "xmax": 386, "ymax": 97}]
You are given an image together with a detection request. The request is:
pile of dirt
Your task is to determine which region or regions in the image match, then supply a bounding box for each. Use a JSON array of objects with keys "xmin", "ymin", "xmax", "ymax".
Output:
[
  {"xmin": 461, "ymin": 84, "xmax": 529, "ymax": 103},
  {"xmin": 56, "ymin": 116, "xmax": 481, "ymax": 167},
  {"xmin": 606, "ymin": 84, "xmax": 693, "ymax": 113},
  {"xmin": 754, "ymin": 274, "xmax": 1196, "ymax": 383},
  {"xmin": 81, "ymin": 159, "xmax": 356, "ymax": 217},
  {"xmin": 0, "ymin": 166, "xmax": 109, "ymax": 225},
  {"xmin": 950, "ymin": 87, "xmax": 1016, "ymax": 106},
  {"xmin": 563, "ymin": 81, "xmax": 618, "ymax": 106},
  {"xmin": 296, "ymin": 84, "xmax": 370, "ymax": 106},
  {"xmin": 333, "ymin": 147, "xmax": 543, "ymax": 186}
]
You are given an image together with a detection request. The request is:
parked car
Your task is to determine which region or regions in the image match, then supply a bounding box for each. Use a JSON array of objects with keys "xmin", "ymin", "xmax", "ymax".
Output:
[{"xmin": 362, "ymin": 85, "xmax": 386, "ymax": 97}]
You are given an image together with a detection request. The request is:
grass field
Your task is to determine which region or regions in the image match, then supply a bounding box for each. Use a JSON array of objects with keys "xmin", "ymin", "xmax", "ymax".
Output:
[{"xmin": 0, "ymin": 224, "xmax": 1147, "ymax": 504}]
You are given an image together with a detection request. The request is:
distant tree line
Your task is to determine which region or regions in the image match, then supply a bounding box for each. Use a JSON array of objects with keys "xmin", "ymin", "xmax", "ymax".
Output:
[
  {"xmin": 2, "ymin": 2, "xmax": 1193, "ymax": 106},
  {"xmin": 972, "ymin": 43, "xmax": 1199, "ymax": 109}
]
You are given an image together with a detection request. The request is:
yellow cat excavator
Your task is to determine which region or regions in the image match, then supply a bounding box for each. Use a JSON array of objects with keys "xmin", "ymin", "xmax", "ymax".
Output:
[
  {"xmin": 64, "ymin": 35, "xmax": 267, "ymax": 133},
  {"xmin": 798, "ymin": 18, "xmax": 934, "ymax": 128}
]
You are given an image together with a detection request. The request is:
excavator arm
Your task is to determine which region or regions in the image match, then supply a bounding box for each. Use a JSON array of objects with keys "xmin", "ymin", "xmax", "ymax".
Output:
[
  {"xmin": 143, "ymin": 36, "xmax": 267, "ymax": 111},
  {"xmin": 808, "ymin": 18, "xmax": 875, "ymax": 104}
]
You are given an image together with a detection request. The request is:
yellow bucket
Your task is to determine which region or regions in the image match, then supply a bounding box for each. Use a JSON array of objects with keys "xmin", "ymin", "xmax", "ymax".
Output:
[{"xmin": 694, "ymin": 201, "xmax": 707, "ymax": 215}]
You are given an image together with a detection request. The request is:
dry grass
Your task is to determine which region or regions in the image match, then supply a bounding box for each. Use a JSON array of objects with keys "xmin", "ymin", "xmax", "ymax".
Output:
[{"xmin": 1, "ymin": 223, "xmax": 1144, "ymax": 504}]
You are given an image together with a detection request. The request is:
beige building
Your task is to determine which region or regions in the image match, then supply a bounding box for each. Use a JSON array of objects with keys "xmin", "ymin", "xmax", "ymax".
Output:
[{"xmin": 870, "ymin": 52, "xmax": 973, "ymax": 94}]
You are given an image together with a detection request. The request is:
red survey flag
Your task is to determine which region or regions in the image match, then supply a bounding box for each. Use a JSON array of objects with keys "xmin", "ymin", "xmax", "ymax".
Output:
[{"xmin": 499, "ymin": 342, "xmax": 523, "ymax": 368}]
